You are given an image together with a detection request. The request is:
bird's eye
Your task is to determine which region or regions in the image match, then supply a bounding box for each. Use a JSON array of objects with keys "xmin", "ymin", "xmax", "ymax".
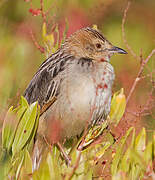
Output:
[{"xmin": 96, "ymin": 43, "xmax": 101, "ymax": 49}]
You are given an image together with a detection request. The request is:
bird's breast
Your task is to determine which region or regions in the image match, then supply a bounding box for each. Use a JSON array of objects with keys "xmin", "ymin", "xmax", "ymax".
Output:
[
  {"xmin": 60, "ymin": 61, "xmax": 114, "ymax": 136},
  {"xmin": 41, "ymin": 61, "xmax": 115, "ymax": 140}
]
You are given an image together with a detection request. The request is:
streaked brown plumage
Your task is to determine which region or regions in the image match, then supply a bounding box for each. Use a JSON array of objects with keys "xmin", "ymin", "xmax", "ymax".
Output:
[{"xmin": 24, "ymin": 27, "xmax": 127, "ymax": 168}]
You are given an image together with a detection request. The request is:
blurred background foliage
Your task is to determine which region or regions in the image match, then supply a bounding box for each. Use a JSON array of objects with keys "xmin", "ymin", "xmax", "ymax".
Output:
[{"xmin": 0, "ymin": 0, "xmax": 154, "ymax": 179}]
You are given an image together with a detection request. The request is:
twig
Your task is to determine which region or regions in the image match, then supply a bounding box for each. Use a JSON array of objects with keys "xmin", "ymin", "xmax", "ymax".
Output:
[
  {"xmin": 29, "ymin": 29, "xmax": 45, "ymax": 53},
  {"xmin": 126, "ymin": 49, "xmax": 155, "ymax": 104},
  {"xmin": 40, "ymin": 0, "xmax": 46, "ymax": 24},
  {"xmin": 122, "ymin": 1, "xmax": 140, "ymax": 61},
  {"xmin": 122, "ymin": 1, "xmax": 155, "ymax": 104},
  {"xmin": 67, "ymin": 151, "xmax": 82, "ymax": 180},
  {"xmin": 57, "ymin": 142, "xmax": 71, "ymax": 166}
]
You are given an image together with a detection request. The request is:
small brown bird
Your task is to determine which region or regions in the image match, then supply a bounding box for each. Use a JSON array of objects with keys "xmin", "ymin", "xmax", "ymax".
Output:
[{"xmin": 24, "ymin": 27, "xmax": 127, "ymax": 168}]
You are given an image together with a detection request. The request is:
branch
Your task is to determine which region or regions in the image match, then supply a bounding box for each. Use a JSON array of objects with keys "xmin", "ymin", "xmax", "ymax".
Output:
[
  {"xmin": 40, "ymin": 0, "xmax": 46, "ymax": 24},
  {"xmin": 122, "ymin": 1, "xmax": 155, "ymax": 104},
  {"xmin": 67, "ymin": 151, "xmax": 82, "ymax": 180},
  {"xmin": 29, "ymin": 29, "xmax": 45, "ymax": 53},
  {"xmin": 122, "ymin": 1, "xmax": 140, "ymax": 61},
  {"xmin": 126, "ymin": 49, "xmax": 155, "ymax": 104}
]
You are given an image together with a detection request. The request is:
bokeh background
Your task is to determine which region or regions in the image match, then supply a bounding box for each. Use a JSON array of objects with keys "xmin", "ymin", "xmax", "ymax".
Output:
[{"xmin": 0, "ymin": 0, "xmax": 154, "ymax": 138}]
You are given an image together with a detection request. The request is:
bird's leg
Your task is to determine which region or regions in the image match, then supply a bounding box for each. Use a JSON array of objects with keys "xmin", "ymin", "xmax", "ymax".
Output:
[{"xmin": 56, "ymin": 142, "xmax": 71, "ymax": 166}]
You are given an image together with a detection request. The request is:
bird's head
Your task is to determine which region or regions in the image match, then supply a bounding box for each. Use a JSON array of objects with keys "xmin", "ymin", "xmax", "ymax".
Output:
[{"xmin": 63, "ymin": 27, "xmax": 127, "ymax": 62}]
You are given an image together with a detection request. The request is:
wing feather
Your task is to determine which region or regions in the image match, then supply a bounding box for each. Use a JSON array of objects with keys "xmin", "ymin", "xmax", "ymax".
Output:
[{"xmin": 24, "ymin": 50, "xmax": 73, "ymax": 112}]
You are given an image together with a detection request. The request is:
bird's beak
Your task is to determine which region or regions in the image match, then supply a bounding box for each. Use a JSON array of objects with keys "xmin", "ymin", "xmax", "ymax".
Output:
[{"xmin": 109, "ymin": 46, "xmax": 127, "ymax": 54}]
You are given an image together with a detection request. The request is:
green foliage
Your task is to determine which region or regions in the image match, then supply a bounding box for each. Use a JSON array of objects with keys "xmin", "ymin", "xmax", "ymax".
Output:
[
  {"xmin": 12, "ymin": 100, "xmax": 39, "ymax": 156},
  {"xmin": 2, "ymin": 97, "xmax": 39, "ymax": 156},
  {"xmin": 111, "ymin": 128, "xmax": 154, "ymax": 180},
  {"xmin": 2, "ymin": 97, "xmax": 29, "ymax": 153},
  {"xmin": 111, "ymin": 127, "xmax": 134, "ymax": 176},
  {"xmin": 109, "ymin": 88, "xmax": 126, "ymax": 126},
  {"xmin": 1, "ymin": 96, "xmax": 40, "ymax": 179},
  {"xmin": 1, "ymin": 95, "xmax": 154, "ymax": 180},
  {"xmin": 42, "ymin": 19, "xmax": 68, "ymax": 57}
]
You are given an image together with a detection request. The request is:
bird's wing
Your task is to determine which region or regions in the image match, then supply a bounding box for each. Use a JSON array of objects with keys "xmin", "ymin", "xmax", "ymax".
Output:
[{"xmin": 24, "ymin": 50, "xmax": 73, "ymax": 115}]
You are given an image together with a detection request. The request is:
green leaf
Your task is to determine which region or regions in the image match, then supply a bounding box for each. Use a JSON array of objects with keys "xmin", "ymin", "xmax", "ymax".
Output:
[
  {"xmin": 120, "ymin": 148, "xmax": 131, "ymax": 172},
  {"xmin": 92, "ymin": 24, "xmax": 98, "ymax": 31},
  {"xmin": 144, "ymin": 141, "xmax": 153, "ymax": 165},
  {"xmin": 130, "ymin": 128, "xmax": 135, "ymax": 148},
  {"xmin": 130, "ymin": 149, "xmax": 145, "ymax": 170},
  {"xmin": 109, "ymin": 88, "xmax": 126, "ymax": 126},
  {"xmin": 134, "ymin": 128, "xmax": 146, "ymax": 156},
  {"xmin": 112, "ymin": 170, "xmax": 123, "ymax": 180},
  {"xmin": 20, "ymin": 96, "xmax": 29, "ymax": 108},
  {"xmin": 130, "ymin": 162, "xmax": 142, "ymax": 180},
  {"xmin": 2, "ymin": 96, "xmax": 30, "ymax": 152},
  {"xmin": 12, "ymin": 102, "xmax": 38, "ymax": 156},
  {"xmin": 2, "ymin": 106, "xmax": 21, "ymax": 152},
  {"xmin": 28, "ymin": 106, "xmax": 40, "ymax": 145},
  {"xmin": 119, "ymin": 128, "xmax": 135, "ymax": 173},
  {"xmin": 24, "ymin": 150, "xmax": 33, "ymax": 173},
  {"xmin": 19, "ymin": 150, "xmax": 33, "ymax": 180},
  {"xmin": 61, "ymin": 18, "xmax": 69, "ymax": 44},
  {"xmin": 15, "ymin": 153, "xmax": 25, "ymax": 180},
  {"xmin": 153, "ymin": 131, "xmax": 155, "ymax": 159},
  {"xmin": 27, "ymin": 105, "xmax": 40, "ymax": 151},
  {"xmin": 42, "ymin": 22, "xmax": 47, "ymax": 42},
  {"xmin": 46, "ymin": 152, "xmax": 61, "ymax": 180},
  {"xmin": 111, "ymin": 127, "xmax": 134, "ymax": 176},
  {"xmin": 78, "ymin": 120, "xmax": 108, "ymax": 150},
  {"xmin": 94, "ymin": 141, "xmax": 111, "ymax": 160},
  {"xmin": 55, "ymin": 24, "xmax": 59, "ymax": 48},
  {"xmin": 33, "ymin": 158, "xmax": 51, "ymax": 180},
  {"xmin": 2, "ymin": 106, "xmax": 14, "ymax": 150}
]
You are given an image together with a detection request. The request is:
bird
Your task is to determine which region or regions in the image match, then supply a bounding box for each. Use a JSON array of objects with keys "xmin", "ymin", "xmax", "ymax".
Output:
[{"xmin": 24, "ymin": 27, "xmax": 127, "ymax": 168}]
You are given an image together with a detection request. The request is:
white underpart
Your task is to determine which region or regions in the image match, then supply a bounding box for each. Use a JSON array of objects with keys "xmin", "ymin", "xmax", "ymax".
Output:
[{"xmin": 40, "ymin": 60, "xmax": 115, "ymax": 139}]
